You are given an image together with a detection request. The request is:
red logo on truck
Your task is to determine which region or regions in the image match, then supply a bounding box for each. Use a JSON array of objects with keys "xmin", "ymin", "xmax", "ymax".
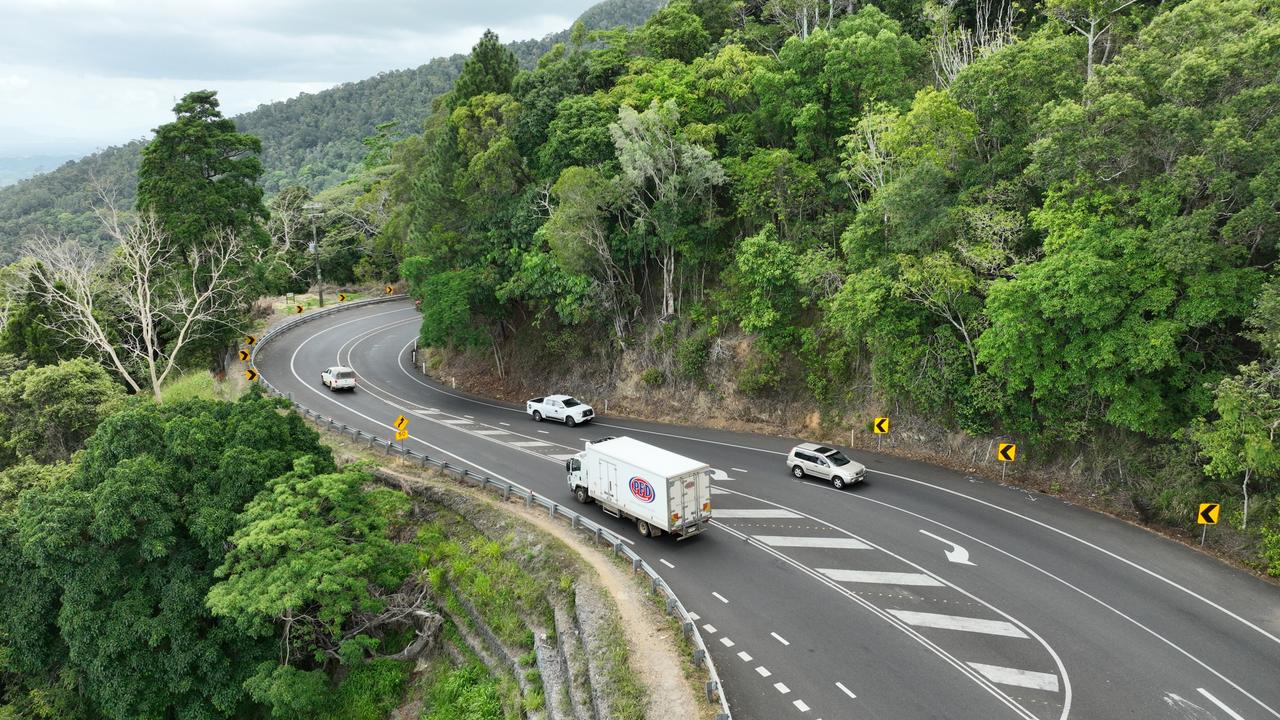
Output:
[{"xmin": 629, "ymin": 476, "xmax": 655, "ymax": 503}]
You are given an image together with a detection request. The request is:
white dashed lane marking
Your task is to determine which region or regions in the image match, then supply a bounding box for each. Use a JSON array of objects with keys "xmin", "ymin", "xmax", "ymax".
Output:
[
  {"xmin": 687, "ymin": 612, "xmax": 700, "ymax": 621},
  {"xmin": 715, "ymin": 509, "xmax": 802, "ymax": 519},
  {"xmin": 731, "ymin": 467, "xmax": 748, "ymax": 473},
  {"xmin": 967, "ymin": 663, "xmax": 1059, "ymax": 692},
  {"xmin": 719, "ymin": 637, "xmax": 735, "ymax": 647},
  {"xmin": 818, "ymin": 569, "xmax": 944, "ymax": 587},
  {"xmin": 702, "ymin": 624, "xmax": 717, "ymax": 634},
  {"xmin": 774, "ymin": 682, "xmax": 790, "ymax": 695},
  {"xmin": 836, "ymin": 682, "xmax": 857, "ymax": 700},
  {"xmin": 793, "ymin": 699, "xmax": 810, "ymax": 712},
  {"xmin": 755, "ymin": 535, "xmax": 870, "ymax": 550},
  {"xmin": 499, "ymin": 422, "xmax": 510, "ymax": 426},
  {"xmin": 737, "ymin": 651, "xmax": 752, "ymax": 662},
  {"xmin": 712, "ymin": 591, "xmax": 729, "ymax": 604},
  {"xmin": 537, "ymin": 430, "xmax": 550, "ymax": 434},
  {"xmin": 755, "ymin": 666, "xmax": 772, "ymax": 677},
  {"xmin": 887, "ymin": 610, "xmax": 1029, "ymax": 638},
  {"xmin": 771, "ymin": 632, "xmax": 790, "ymax": 646},
  {"xmin": 659, "ymin": 559, "xmax": 675, "ymax": 569}
]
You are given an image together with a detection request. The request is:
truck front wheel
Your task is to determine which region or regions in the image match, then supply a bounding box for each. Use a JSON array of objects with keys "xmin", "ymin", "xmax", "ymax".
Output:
[
  {"xmin": 637, "ymin": 519, "xmax": 652, "ymax": 538},
  {"xmin": 565, "ymin": 415, "xmax": 577, "ymax": 428},
  {"xmin": 532, "ymin": 411, "xmax": 543, "ymax": 422},
  {"xmin": 574, "ymin": 486, "xmax": 589, "ymax": 503}
]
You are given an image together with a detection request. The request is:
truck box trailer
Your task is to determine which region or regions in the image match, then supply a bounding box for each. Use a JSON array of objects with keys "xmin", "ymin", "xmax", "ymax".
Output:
[{"xmin": 566, "ymin": 436, "xmax": 712, "ymax": 539}]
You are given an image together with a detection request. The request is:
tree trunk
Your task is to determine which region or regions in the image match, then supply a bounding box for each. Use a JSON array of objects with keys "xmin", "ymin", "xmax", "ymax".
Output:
[
  {"xmin": 1242, "ymin": 467, "xmax": 1251, "ymax": 530},
  {"xmin": 379, "ymin": 610, "xmax": 444, "ymax": 662}
]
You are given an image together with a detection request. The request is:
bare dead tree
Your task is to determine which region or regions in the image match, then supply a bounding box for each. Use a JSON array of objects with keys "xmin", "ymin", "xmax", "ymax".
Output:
[
  {"xmin": 25, "ymin": 202, "xmax": 246, "ymax": 402},
  {"xmin": 931, "ymin": 0, "xmax": 1016, "ymax": 87}
]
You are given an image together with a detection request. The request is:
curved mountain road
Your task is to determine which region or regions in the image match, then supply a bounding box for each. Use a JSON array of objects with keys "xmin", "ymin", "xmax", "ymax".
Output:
[{"xmin": 255, "ymin": 299, "xmax": 1280, "ymax": 720}]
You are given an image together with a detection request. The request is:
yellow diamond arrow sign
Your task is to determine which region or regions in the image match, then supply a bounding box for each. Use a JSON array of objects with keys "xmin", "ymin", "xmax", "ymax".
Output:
[
  {"xmin": 1198, "ymin": 503, "xmax": 1220, "ymax": 525},
  {"xmin": 384, "ymin": 285, "xmax": 394, "ymax": 295},
  {"xmin": 238, "ymin": 349, "xmax": 250, "ymax": 361},
  {"xmin": 244, "ymin": 335, "xmax": 257, "ymax": 346},
  {"xmin": 873, "ymin": 417, "xmax": 890, "ymax": 434},
  {"xmin": 997, "ymin": 443, "xmax": 1017, "ymax": 462},
  {"xmin": 393, "ymin": 415, "xmax": 409, "ymax": 431},
  {"xmin": 338, "ymin": 293, "xmax": 348, "ymax": 302},
  {"xmin": 245, "ymin": 368, "xmax": 258, "ymax": 382},
  {"xmin": 293, "ymin": 304, "xmax": 305, "ymax": 314}
]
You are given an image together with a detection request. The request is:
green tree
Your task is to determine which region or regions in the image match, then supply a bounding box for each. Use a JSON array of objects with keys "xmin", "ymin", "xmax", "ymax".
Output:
[
  {"xmin": 449, "ymin": 30, "xmax": 520, "ymax": 109},
  {"xmin": 1193, "ymin": 362, "xmax": 1280, "ymax": 530},
  {"xmin": 17, "ymin": 394, "xmax": 335, "ymax": 720},
  {"xmin": 638, "ymin": 0, "xmax": 712, "ymax": 63},
  {"xmin": 0, "ymin": 359, "xmax": 124, "ymax": 467},
  {"xmin": 136, "ymin": 90, "xmax": 267, "ymax": 250},
  {"xmin": 208, "ymin": 463, "xmax": 419, "ymax": 671}
]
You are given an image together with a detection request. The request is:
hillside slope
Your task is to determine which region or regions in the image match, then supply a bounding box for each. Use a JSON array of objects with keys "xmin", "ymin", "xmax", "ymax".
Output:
[{"xmin": 0, "ymin": 0, "xmax": 662, "ymax": 262}]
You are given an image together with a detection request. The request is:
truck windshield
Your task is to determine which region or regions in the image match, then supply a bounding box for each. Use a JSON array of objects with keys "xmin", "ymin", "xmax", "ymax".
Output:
[
  {"xmin": 827, "ymin": 451, "xmax": 852, "ymax": 466},
  {"xmin": 562, "ymin": 398, "xmax": 581, "ymax": 407}
]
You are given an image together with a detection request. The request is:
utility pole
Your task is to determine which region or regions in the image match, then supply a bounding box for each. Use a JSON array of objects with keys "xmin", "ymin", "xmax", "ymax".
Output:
[{"xmin": 304, "ymin": 202, "xmax": 324, "ymax": 307}]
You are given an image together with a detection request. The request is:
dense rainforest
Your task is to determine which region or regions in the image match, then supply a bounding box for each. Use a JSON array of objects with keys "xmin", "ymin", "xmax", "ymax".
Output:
[
  {"xmin": 0, "ymin": 0, "xmax": 664, "ymax": 263},
  {"xmin": 365, "ymin": 0, "xmax": 1278, "ymax": 572}
]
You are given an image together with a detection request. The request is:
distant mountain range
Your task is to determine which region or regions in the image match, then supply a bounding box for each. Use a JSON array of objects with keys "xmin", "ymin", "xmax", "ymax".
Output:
[
  {"xmin": 0, "ymin": 155, "xmax": 85, "ymax": 187},
  {"xmin": 0, "ymin": 0, "xmax": 663, "ymax": 262}
]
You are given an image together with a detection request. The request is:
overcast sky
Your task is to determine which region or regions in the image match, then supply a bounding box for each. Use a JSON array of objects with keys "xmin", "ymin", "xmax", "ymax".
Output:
[{"xmin": 0, "ymin": 0, "xmax": 599, "ymax": 157}]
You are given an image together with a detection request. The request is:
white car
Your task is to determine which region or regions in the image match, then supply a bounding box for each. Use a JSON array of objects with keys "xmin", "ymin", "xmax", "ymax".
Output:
[
  {"xmin": 320, "ymin": 366, "xmax": 357, "ymax": 391},
  {"xmin": 787, "ymin": 443, "xmax": 866, "ymax": 489},
  {"xmin": 527, "ymin": 394, "xmax": 595, "ymax": 427}
]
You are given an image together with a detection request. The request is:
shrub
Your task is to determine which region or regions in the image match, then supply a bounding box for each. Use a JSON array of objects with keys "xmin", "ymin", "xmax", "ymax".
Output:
[
  {"xmin": 675, "ymin": 328, "xmax": 712, "ymax": 382},
  {"xmin": 641, "ymin": 368, "xmax": 665, "ymax": 387}
]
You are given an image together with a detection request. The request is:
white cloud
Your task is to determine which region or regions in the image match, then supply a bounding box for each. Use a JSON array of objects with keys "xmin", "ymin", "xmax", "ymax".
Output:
[{"xmin": 0, "ymin": 1, "xmax": 592, "ymax": 155}]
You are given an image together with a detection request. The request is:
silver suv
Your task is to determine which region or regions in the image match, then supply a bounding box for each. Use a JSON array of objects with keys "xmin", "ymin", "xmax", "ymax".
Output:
[{"xmin": 787, "ymin": 443, "xmax": 866, "ymax": 490}]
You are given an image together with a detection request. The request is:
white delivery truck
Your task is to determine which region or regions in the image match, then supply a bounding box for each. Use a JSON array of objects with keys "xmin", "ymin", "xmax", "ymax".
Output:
[{"xmin": 566, "ymin": 436, "xmax": 712, "ymax": 539}]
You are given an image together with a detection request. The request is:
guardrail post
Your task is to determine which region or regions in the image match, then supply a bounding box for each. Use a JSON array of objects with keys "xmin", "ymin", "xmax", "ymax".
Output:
[
  {"xmin": 682, "ymin": 621, "xmax": 693, "ymax": 638},
  {"xmin": 421, "ymin": 453, "xmax": 429, "ymax": 467},
  {"xmin": 549, "ymin": 504, "xmax": 556, "ymax": 519},
  {"xmin": 705, "ymin": 681, "xmax": 718, "ymax": 704},
  {"xmin": 666, "ymin": 597, "xmax": 676, "ymax": 615},
  {"xmin": 693, "ymin": 649, "xmax": 705, "ymax": 667},
  {"xmin": 651, "ymin": 577, "xmax": 659, "ymax": 593},
  {"xmin": 368, "ymin": 437, "xmax": 375, "ymax": 449},
  {"xmin": 525, "ymin": 493, "xmax": 533, "ymax": 509},
  {"xmin": 571, "ymin": 515, "xmax": 579, "ymax": 530},
  {"xmin": 594, "ymin": 528, "xmax": 602, "ymax": 543},
  {"xmin": 613, "ymin": 542, "xmax": 622, "ymax": 556},
  {"xmin": 503, "ymin": 484, "xmax": 511, "ymax": 501},
  {"xmin": 632, "ymin": 557, "xmax": 641, "ymax": 572}
]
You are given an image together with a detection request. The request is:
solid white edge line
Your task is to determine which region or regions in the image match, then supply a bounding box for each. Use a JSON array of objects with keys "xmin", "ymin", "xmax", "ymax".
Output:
[{"xmin": 1198, "ymin": 688, "xmax": 1248, "ymax": 720}]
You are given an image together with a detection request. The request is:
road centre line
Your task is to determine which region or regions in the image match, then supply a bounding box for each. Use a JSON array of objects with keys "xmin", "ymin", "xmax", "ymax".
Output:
[
  {"xmin": 712, "ymin": 591, "xmax": 729, "ymax": 604},
  {"xmin": 804, "ymin": 484, "xmax": 1279, "ymax": 719},
  {"xmin": 381, "ymin": 311, "xmax": 1276, "ymax": 665},
  {"xmin": 659, "ymin": 558, "xmax": 674, "ymax": 569},
  {"xmin": 818, "ymin": 569, "xmax": 945, "ymax": 587},
  {"xmin": 771, "ymin": 632, "xmax": 790, "ymax": 646},
  {"xmin": 732, "ymin": 467, "xmax": 748, "ymax": 473},
  {"xmin": 887, "ymin": 610, "xmax": 1029, "ymax": 639},
  {"xmin": 836, "ymin": 682, "xmax": 857, "ymax": 700}
]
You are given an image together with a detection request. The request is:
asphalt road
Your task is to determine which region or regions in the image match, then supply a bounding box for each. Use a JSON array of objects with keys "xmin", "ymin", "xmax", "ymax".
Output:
[{"xmin": 255, "ymin": 299, "xmax": 1280, "ymax": 720}]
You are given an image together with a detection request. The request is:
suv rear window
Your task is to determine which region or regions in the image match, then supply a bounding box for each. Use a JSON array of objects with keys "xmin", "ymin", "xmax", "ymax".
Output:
[
  {"xmin": 794, "ymin": 451, "xmax": 819, "ymax": 463},
  {"xmin": 336, "ymin": 371, "xmax": 355, "ymax": 379}
]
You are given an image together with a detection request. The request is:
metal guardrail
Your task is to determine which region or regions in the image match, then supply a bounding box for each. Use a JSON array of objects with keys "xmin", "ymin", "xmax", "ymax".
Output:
[{"xmin": 249, "ymin": 294, "xmax": 733, "ymax": 720}]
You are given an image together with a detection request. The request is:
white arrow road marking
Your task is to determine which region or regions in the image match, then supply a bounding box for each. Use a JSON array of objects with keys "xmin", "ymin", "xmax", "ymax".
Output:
[
  {"xmin": 888, "ymin": 610, "xmax": 1029, "ymax": 638},
  {"xmin": 818, "ymin": 569, "xmax": 944, "ymax": 587},
  {"xmin": 1199, "ymin": 688, "xmax": 1248, "ymax": 720},
  {"xmin": 919, "ymin": 529, "xmax": 976, "ymax": 565},
  {"xmin": 967, "ymin": 663, "xmax": 1060, "ymax": 692},
  {"xmin": 754, "ymin": 535, "xmax": 870, "ymax": 549}
]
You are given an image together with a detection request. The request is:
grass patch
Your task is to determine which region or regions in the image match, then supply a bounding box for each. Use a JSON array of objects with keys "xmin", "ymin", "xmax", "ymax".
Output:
[
  {"xmin": 317, "ymin": 658, "xmax": 411, "ymax": 720},
  {"xmin": 162, "ymin": 370, "xmax": 244, "ymax": 403}
]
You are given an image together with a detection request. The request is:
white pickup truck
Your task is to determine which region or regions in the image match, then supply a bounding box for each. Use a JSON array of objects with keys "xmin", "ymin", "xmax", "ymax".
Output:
[{"xmin": 527, "ymin": 394, "xmax": 595, "ymax": 427}]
